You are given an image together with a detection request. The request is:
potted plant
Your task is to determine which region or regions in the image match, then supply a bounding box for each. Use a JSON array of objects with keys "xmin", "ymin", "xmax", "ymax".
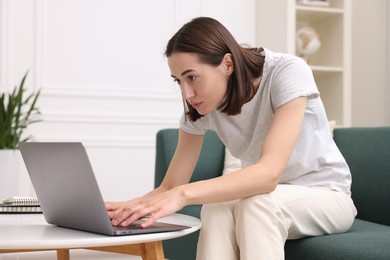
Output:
[{"xmin": 0, "ymin": 71, "xmax": 41, "ymax": 200}]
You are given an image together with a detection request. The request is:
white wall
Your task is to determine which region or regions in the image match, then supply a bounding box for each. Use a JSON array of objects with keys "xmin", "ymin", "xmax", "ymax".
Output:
[
  {"xmin": 0, "ymin": 0, "xmax": 257, "ymax": 202},
  {"xmin": 351, "ymin": 0, "xmax": 390, "ymax": 126},
  {"xmin": 386, "ymin": 0, "xmax": 390, "ymax": 125}
]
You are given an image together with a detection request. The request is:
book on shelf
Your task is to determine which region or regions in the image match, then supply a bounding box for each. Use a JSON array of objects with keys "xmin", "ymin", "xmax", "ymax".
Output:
[
  {"xmin": 0, "ymin": 196, "xmax": 42, "ymax": 214},
  {"xmin": 297, "ymin": 0, "xmax": 330, "ymax": 7}
]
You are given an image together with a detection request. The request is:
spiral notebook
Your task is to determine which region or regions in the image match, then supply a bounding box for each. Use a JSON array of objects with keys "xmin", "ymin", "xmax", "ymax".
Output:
[{"xmin": 0, "ymin": 196, "xmax": 42, "ymax": 214}]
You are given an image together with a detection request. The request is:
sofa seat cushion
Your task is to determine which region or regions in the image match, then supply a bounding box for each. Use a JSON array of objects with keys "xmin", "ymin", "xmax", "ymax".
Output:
[{"xmin": 285, "ymin": 218, "xmax": 390, "ymax": 260}]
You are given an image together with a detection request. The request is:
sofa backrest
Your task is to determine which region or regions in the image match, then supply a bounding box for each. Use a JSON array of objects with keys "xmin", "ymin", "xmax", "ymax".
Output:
[
  {"xmin": 333, "ymin": 127, "xmax": 390, "ymax": 226},
  {"xmin": 154, "ymin": 129, "xmax": 225, "ymax": 188}
]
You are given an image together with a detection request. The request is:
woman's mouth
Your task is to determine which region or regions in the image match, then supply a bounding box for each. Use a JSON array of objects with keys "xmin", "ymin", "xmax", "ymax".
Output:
[{"xmin": 191, "ymin": 102, "xmax": 202, "ymax": 109}]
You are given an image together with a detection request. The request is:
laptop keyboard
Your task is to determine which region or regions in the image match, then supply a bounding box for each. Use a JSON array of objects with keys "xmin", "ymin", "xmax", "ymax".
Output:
[{"xmin": 113, "ymin": 223, "xmax": 145, "ymax": 230}]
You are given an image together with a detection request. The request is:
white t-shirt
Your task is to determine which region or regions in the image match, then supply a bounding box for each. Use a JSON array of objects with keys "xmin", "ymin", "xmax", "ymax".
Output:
[{"xmin": 180, "ymin": 48, "xmax": 351, "ymax": 194}]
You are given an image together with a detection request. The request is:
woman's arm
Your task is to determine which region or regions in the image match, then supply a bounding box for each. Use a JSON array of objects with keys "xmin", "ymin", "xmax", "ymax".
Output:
[
  {"xmin": 106, "ymin": 129, "xmax": 204, "ymax": 222},
  {"xmin": 160, "ymin": 129, "xmax": 204, "ymax": 189},
  {"xmin": 110, "ymin": 96, "xmax": 307, "ymax": 227},
  {"xmin": 177, "ymin": 96, "xmax": 308, "ymax": 204}
]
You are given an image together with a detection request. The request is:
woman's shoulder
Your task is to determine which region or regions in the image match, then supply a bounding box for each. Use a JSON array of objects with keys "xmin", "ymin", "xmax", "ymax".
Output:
[
  {"xmin": 263, "ymin": 48, "xmax": 310, "ymax": 75},
  {"xmin": 263, "ymin": 48, "xmax": 302, "ymax": 61}
]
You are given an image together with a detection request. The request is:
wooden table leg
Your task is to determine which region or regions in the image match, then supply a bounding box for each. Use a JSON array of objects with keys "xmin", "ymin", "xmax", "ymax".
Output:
[
  {"xmin": 57, "ymin": 249, "xmax": 70, "ymax": 260},
  {"xmin": 141, "ymin": 241, "xmax": 165, "ymax": 260},
  {"xmin": 85, "ymin": 241, "xmax": 165, "ymax": 260}
]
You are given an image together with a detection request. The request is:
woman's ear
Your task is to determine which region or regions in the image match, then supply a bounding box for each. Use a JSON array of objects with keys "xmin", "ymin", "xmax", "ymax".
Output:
[{"xmin": 222, "ymin": 53, "xmax": 234, "ymax": 75}]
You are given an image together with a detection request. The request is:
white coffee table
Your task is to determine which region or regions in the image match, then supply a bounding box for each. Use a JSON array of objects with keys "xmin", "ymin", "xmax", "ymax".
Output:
[{"xmin": 0, "ymin": 213, "xmax": 201, "ymax": 260}]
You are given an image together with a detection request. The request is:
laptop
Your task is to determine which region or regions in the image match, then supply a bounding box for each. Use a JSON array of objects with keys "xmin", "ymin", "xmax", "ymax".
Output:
[{"xmin": 18, "ymin": 142, "xmax": 190, "ymax": 236}]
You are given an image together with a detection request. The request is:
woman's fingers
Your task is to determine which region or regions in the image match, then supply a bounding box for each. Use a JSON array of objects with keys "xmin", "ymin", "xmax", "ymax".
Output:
[
  {"xmin": 111, "ymin": 202, "xmax": 148, "ymax": 226},
  {"xmin": 105, "ymin": 201, "xmax": 126, "ymax": 219},
  {"xmin": 105, "ymin": 201, "xmax": 126, "ymax": 211},
  {"xmin": 109, "ymin": 189, "xmax": 183, "ymax": 227}
]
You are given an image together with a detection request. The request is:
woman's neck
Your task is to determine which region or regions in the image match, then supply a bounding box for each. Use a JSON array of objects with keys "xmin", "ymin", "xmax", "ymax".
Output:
[{"xmin": 253, "ymin": 76, "xmax": 262, "ymax": 91}]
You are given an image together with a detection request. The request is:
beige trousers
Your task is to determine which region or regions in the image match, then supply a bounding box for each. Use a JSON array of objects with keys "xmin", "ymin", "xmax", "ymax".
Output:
[{"xmin": 196, "ymin": 184, "xmax": 357, "ymax": 260}]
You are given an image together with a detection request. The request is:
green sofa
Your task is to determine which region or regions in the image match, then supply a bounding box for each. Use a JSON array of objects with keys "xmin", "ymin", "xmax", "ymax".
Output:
[{"xmin": 155, "ymin": 127, "xmax": 390, "ymax": 260}]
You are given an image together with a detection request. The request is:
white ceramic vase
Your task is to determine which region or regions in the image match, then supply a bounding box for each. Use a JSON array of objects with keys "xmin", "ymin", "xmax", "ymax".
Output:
[{"xmin": 0, "ymin": 149, "xmax": 34, "ymax": 201}]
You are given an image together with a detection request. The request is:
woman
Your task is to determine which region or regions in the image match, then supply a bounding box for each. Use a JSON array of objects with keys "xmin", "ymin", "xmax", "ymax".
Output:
[{"xmin": 106, "ymin": 17, "xmax": 356, "ymax": 259}]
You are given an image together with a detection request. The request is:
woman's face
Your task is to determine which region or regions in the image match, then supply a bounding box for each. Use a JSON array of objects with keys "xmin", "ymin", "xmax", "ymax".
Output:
[{"xmin": 168, "ymin": 52, "xmax": 232, "ymax": 116}]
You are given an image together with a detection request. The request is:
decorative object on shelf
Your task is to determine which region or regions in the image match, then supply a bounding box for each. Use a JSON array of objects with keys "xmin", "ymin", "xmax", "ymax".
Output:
[
  {"xmin": 297, "ymin": 0, "xmax": 330, "ymax": 7},
  {"xmin": 257, "ymin": 0, "xmax": 350, "ymax": 125},
  {"xmin": 0, "ymin": 71, "xmax": 41, "ymax": 200},
  {"xmin": 296, "ymin": 26, "xmax": 321, "ymax": 63}
]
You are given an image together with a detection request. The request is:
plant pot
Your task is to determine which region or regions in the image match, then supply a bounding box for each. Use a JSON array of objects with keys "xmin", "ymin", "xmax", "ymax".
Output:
[{"xmin": 0, "ymin": 149, "xmax": 35, "ymax": 201}]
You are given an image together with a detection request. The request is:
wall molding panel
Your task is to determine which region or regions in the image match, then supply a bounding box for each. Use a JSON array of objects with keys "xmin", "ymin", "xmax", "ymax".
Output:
[
  {"xmin": 32, "ymin": 0, "xmax": 44, "ymax": 92},
  {"xmin": 41, "ymin": 110, "xmax": 180, "ymax": 126},
  {"xmin": 0, "ymin": 0, "xmax": 9, "ymax": 89},
  {"xmin": 40, "ymin": 86, "xmax": 182, "ymax": 101},
  {"xmin": 32, "ymin": 134, "xmax": 155, "ymax": 148}
]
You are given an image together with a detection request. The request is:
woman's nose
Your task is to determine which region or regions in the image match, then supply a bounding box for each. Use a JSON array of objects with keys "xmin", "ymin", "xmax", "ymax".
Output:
[{"xmin": 181, "ymin": 84, "xmax": 195, "ymax": 99}]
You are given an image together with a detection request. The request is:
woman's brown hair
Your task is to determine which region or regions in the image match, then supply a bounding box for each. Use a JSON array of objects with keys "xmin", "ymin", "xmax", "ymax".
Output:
[{"xmin": 165, "ymin": 17, "xmax": 265, "ymax": 121}]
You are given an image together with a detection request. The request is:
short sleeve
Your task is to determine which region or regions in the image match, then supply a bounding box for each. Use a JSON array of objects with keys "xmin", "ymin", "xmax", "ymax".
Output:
[
  {"xmin": 270, "ymin": 56, "xmax": 319, "ymax": 109},
  {"xmin": 179, "ymin": 113, "xmax": 209, "ymax": 135}
]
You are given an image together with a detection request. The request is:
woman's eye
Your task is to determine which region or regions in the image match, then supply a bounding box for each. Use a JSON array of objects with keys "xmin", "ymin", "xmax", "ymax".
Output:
[
  {"xmin": 173, "ymin": 78, "xmax": 180, "ymax": 85},
  {"xmin": 189, "ymin": 76, "xmax": 197, "ymax": 81}
]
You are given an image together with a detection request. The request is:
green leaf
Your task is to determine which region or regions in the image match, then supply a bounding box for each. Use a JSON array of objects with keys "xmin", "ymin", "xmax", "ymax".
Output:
[{"xmin": 0, "ymin": 71, "xmax": 42, "ymax": 149}]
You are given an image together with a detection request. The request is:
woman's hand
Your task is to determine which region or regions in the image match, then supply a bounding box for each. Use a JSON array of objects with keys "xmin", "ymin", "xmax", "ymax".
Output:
[
  {"xmin": 106, "ymin": 187, "xmax": 185, "ymax": 228},
  {"xmin": 105, "ymin": 200, "xmax": 134, "ymax": 220}
]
